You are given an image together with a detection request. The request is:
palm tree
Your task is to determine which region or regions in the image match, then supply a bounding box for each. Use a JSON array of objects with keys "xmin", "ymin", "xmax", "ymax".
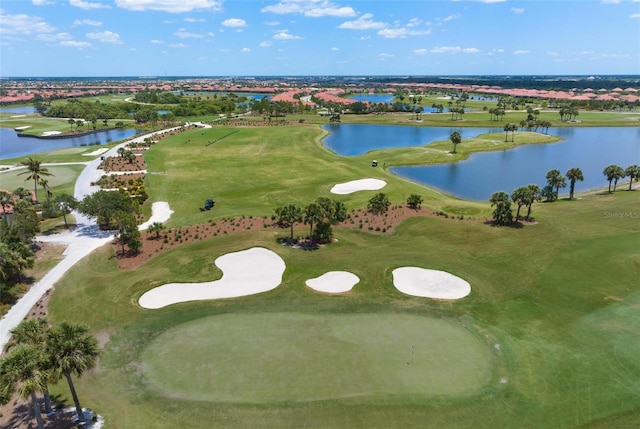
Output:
[
  {"xmin": 545, "ymin": 169, "xmax": 566, "ymax": 201},
  {"xmin": 511, "ymin": 186, "xmax": 531, "ymax": 221},
  {"xmin": 449, "ymin": 131, "xmax": 462, "ymax": 153},
  {"xmin": 0, "ymin": 344, "xmax": 49, "ymax": 429},
  {"xmin": 46, "ymin": 322, "xmax": 99, "ymax": 421},
  {"xmin": 624, "ymin": 164, "xmax": 640, "ymax": 190},
  {"xmin": 54, "ymin": 193, "xmax": 77, "ymax": 227},
  {"xmin": 490, "ymin": 191, "xmax": 513, "ymax": 225},
  {"xmin": 272, "ymin": 203, "xmax": 302, "ymax": 244},
  {"xmin": 524, "ymin": 184, "xmax": 542, "ymax": 220},
  {"xmin": 148, "ymin": 221, "xmax": 165, "ymax": 239},
  {"xmin": 38, "ymin": 178, "xmax": 51, "ymax": 203},
  {"xmin": 5, "ymin": 318, "xmax": 54, "ymax": 414},
  {"xmin": 603, "ymin": 164, "xmax": 625, "ymax": 193},
  {"xmin": 18, "ymin": 157, "xmax": 53, "ymax": 203},
  {"xmin": 304, "ymin": 203, "xmax": 325, "ymax": 245},
  {"xmin": 68, "ymin": 118, "xmax": 75, "ymax": 131},
  {"xmin": 565, "ymin": 168, "xmax": 584, "ymax": 200}
]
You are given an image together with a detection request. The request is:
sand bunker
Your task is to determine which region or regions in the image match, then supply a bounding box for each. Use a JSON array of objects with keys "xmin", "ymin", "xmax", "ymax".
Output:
[
  {"xmin": 83, "ymin": 148, "xmax": 109, "ymax": 156},
  {"xmin": 42, "ymin": 131, "xmax": 62, "ymax": 136},
  {"xmin": 306, "ymin": 271, "xmax": 359, "ymax": 293},
  {"xmin": 138, "ymin": 247, "xmax": 285, "ymax": 309},
  {"xmin": 392, "ymin": 267, "xmax": 471, "ymax": 300},
  {"xmin": 138, "ymin": 202, "xmax": 174, "ymax": 231},
  {"xmin": 330, "ymin": 178, "xmax": 386, "ymax": 195}
]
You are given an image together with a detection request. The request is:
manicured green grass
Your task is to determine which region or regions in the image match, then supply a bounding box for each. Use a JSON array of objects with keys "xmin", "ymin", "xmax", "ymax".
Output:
[
  {"xmin": 7, "ymin": 113, "xmax": 632, "ymax": 427},
  {"xmin": 0, "ymin": 164, "xmax": 84, "ymax": 196},
  {"xmin": 45, "ymin": 187, "xmax": 640, "ymax": 428},
  {"xmin": 143, "ymin": 313, "xmax": 490, "ymax": 402}
]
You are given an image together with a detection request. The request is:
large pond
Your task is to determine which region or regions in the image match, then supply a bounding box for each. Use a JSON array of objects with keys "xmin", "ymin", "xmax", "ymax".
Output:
[
  {"xmin": 0, "ymin": 106, "xmax": 38, "ymax": 115},
  {"xmin": 349, "ymin": 94, "xmax": 395, "ymax": 104},
  {"xmin": 323, "ymin": 124, "xmax": 640, "ymax": 200},
  {"xmin": 0, "ymin": 128, "xmax": 139, "ymax": 160}
]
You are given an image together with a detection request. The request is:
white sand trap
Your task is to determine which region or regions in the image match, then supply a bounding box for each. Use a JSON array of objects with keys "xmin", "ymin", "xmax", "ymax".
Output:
[
  {"xmin": 392, "ymin": 267, "xmax": 471, "ymax": 300},
  {"xmin": 306, "ymin": 271, "xmax": 359, "ymax": 293},
  {"xmin": 330, "ymin": 178, "xmax": 386, "ymax": 195},
  {"xmin": 42, "ymin": 131, "xmax": 62, "ymax": 136},
  {"xmin": 138, "ymin": 247, "xmax": 285, "ymax": 309},
  {"xmin": 83, "ymin": 148, "xmax": 109, "ymax": 156},
  {"xmin": 138, "ymin": 201, "xmax": 174, "ymax": 231}
]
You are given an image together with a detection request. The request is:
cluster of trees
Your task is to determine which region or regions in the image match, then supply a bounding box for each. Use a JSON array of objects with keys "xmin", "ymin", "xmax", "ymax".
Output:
[
  {"xmin": 133, "ymin": 90, "xmax": 181, "ymax": 104},
  {"xmin": 272, "ymin": 197, "xmax": 347, "ymax": 245},
  {"xmin": 558, "ymin": 106, "xmax": 580, "ymax": 122},
  {"xmin": 604, "ymin": 164, "xmax": 639, "ymax": 193},
  {"xmin": 490, "ymin": 185, "xmax": 542, "ymax": 225},
  {"xmin": 45, "ymin": 99, "xmax": 132, "ymax": 122},
  {"xmin": 77, "ymin": 190, "xmax": 142, "ymax": 255},
  {"xmin": 490, "ymin": 164, "xmax": 639, "ymax": 225},
  {"xmin": 0, "ymin": 318, "xmax": 99, "ymax": 428}
]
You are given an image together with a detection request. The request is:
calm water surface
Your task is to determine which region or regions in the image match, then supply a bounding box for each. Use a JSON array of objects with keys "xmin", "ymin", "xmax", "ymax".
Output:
[
  {"xmin": 0, "ymin": 106, "xmax": 38, "ymax": 115},
  {"xmin": 0, "ymin": 128, "xmax": 139, "ymax": 159},
  {"xmin": 323, "ymin": 124, "xmax": 640, "ymax": 200}
]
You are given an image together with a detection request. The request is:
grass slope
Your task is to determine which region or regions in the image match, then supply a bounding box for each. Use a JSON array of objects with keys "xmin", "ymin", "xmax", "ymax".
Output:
[{"xmin": 44, "ymin": 185, "xmax": 640, "ymax": 428}]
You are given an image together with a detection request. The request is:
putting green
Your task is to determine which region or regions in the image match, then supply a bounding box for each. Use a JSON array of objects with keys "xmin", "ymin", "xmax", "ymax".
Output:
[{"xmin": 142, "ymin": 312, "xmax": 491, "ymax": 403}]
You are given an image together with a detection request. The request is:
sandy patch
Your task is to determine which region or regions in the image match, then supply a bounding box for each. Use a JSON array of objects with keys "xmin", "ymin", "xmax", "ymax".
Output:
[
  {"xmin": 14, "ymin": 125, "xmax": 30, "ymax": 129},
  {"xmin": 42, "ymin": 131, "xmax": 62, "ymax": 136},
  {"xmin": 138, "ymin": 201, "xmax": 174, "ymax": 231},
  {"xmin": 83, "ymin": 147, "xmax": 110, "ymax": 156},
  {"xmin": 330, "ymin": 178, "xmax": 386, "ymax": 195},
  {"xmin": 392, "ymin": 267, "xmax": 471, "ymax": 300},
  {"xmin": 306, "ymin": 271, "xmax": 359, "ymax": 293},
  {"xmin": 138, "ymin": 247, "xmax": 285, "ymax": 309}
]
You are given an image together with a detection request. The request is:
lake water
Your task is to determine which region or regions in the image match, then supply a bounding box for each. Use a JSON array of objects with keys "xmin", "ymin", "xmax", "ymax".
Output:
[
  {"xmin": 322, "ymin": 124, "xmax": 640, "ymax": 200},
  {"xmin": 349, "ymin": 94, "xmax": 395, "ymax": 104},
  {"xmin": 0, "ymin": 128, "xmax": 139, "ymax": 160},
  {"xmin": 0, "ymin": 106, "xmax": 38, "ymax": 115},
  {"xmin": 322, "ymin": 124, "xmax": 501, "ymax": 156}
]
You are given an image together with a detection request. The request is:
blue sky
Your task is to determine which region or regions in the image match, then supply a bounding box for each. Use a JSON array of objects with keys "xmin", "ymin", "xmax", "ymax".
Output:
[{"xmin": 1, "ymin": 0, "xmax": 639, "ymax": 77}]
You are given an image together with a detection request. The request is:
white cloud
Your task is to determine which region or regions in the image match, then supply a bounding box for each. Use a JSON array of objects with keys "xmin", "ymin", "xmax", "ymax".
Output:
[
  {"xmin": 70, "ymin": 0, "xmax": 110, "ymax": 10},
  {"xmin": 331, "ymin": 47, "xmax": 339, "ymax": 51},
  {"xmin": 174, "ymin": 28, "xmax": 204, "ymax": 38},
  {"xmin": 378, "ymin": 27, "xmax": 431, "ymax": 38},
  {"xmin": 511, "ymin": 7, "xmax": 524, "ymax": 14},
  {"xmin": 273, "ymin": 30, "xmax": 302, "ymax": 40},
  {"xmin": 150, "ymin": 39, "xmax": 165, "ymax": 44},
  {"xmin": 431, "ymin": 46, "xmax": 461, "ymax": 54},
  {"xmin": 60, "ymin": 40, "xmax": 91, "ymax": 48},
  {"xmin": 73, "ymin": 18, "xmax": 102, "ymax": 26},
  {"xmin": 184, "ymin": 17, "xmax": 206, "ymax": 23},
  {"xmin": 37, "ymin": 32, "xmax": 72, "ymax": 42},
  {"xmin": 339, "ymin": 13, "xmax": 386, "ymax": 30},
  {"xmin": 442, "ymin": 14, "xmax": 461, "ymax": 22},
  {"xmin": 264, "ymin": 21, "xmax": 280, "ymax": 26},
  {"xmin": 222, "ymin": 18, "xmax": 247, "ymax": 27},
  {"xmin": 169, "ymin": 42, "xmax": 187, "ymax": 48},
  {"xmin": 115, "ymin": 0, "xmax": 221, "ymax": 13},
  {"xmin": 261, "ymin": 1, "xmax": 356, "ymax": 17},
  {"xmin": 86, "ymin": 30, "xmax": 123, "ymax": 44},
  {"xmin": 514, "ymin": 49, "xmax": 530, "ymax": 55},
  {"xmin": 0, "ymin": 12, "xmax": 56, "ymax": 35},
  {"xmin": 463, "ymin": 47, "xmax": 479, "ymax": 53},
  {"xmin": 546, "ymin": 50, "xmax": 560, "ymax": 56},
  {"xmin": 631, "ymin": 13, "xmax": 640, "ymax": 18},
  {"xmin": 601, "ymin": 0, "xmax": 621, "ymax": 4},
  {"xmin": 32, "ymin": 0, "xmax": 54, "ymax": 5},
  {"xmin": 414, "ymin": 48, "xmax": 428, "ymax": 55},
  {"xmin": 259, "ymin": 41, "xmax": 272, "ymax": 47},
  {"xmin": 378, "ymin": 53, "xmax": 394, "ymax": 59},
  {"xmin": 241, "ymin": 47, "xmax": 250, "ymax": 52}
]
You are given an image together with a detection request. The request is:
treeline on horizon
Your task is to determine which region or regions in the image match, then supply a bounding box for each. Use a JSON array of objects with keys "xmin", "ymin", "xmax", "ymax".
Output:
[{"xmin": 4, "ymin": 75, "xmax": 639, "ymax": 91}]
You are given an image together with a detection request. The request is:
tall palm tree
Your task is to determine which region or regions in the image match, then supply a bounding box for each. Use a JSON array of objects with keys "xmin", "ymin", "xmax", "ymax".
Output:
[
  {"xmin": 490, "ymin": 191, "xmax": 512, "ymax": 225},
  {"xmin": 603, "ymin": 164, "xmax": 625, "ymax": 193},
  {"xmin": 449, "ymin": 131, "xmax": 462, "ymax": 153},
  {"xmin": 18, "ymin": 157, "xmax": 53, "ymax": 203},
  {"xmin": 525, "ymin": 184, "xmax": 542, "ymax": 220},
  {"xmin": 0, "ymin": 344, "xmax": 49, "ymax": 429},
  {"xmin": 545, "ymin": 169, "xmax": 566, "ymax": 201},
  {"xmin": 47, "ymin": 322, "xmax": 99, "ymax": 421},
  {"xmin": 5, "ymin": 318, "xmax": 54, "ymax": 414},
  {"xmin": 565, "ymin": 167, "xmax": 584, "ymax": 200},
  {"xmin": 625, "ymin": 164, "xmax": 640, "ymax": 191},
  {"xmin": 273, "ymin": 204, "xmax": 302, "ymax": 244},
  {"xmin": 38, "ymin": 178, "xmax": 51, "ymax": 203},
  {"xmin": 304, "ymin": 202, "xmax": 325, "ymax": 245}
]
